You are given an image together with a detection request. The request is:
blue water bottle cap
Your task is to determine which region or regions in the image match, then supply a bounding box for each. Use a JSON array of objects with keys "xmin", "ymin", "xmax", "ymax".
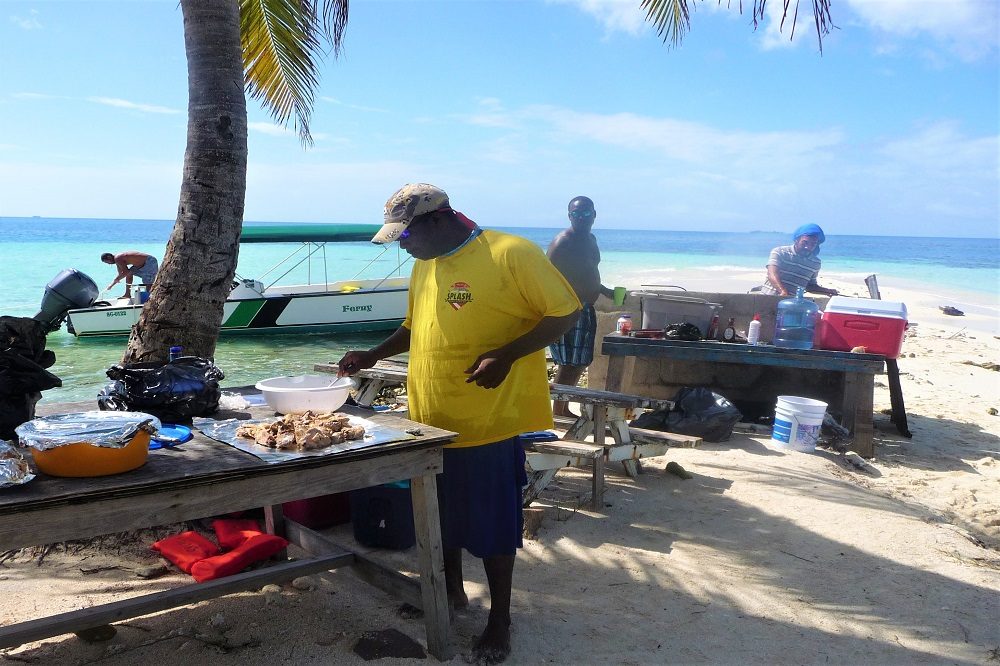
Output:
[{"xmin": 169, "ymin": 346, "xmax": 183, "ymax": 353}]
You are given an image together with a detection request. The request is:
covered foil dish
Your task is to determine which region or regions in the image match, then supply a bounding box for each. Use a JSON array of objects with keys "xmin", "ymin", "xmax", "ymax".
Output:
[
  {"xmin": 0, "ymin": 441, "xmax": 34, "ymax": 488},
  {"xmin": 15, "ymin": 411, "xmax": 161, "ymax": 478}
]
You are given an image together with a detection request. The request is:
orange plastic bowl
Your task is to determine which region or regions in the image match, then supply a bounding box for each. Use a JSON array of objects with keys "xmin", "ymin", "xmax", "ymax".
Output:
[{"xmin": 30, "ymin": 430, "xmax": 151, "ymax": 478}]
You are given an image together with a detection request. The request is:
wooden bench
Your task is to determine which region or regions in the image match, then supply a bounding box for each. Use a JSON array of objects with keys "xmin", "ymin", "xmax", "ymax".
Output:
[
  {"xmin": 522, "ymin": 439, "xmax": 605, "ymax": 510},
  {"xmin": 549, "ymin": 383, "xmax": 693, "ymax": 478},
  {"xmin": 314, "ymin": 360, "xmax": 407, "ymax": 407}
]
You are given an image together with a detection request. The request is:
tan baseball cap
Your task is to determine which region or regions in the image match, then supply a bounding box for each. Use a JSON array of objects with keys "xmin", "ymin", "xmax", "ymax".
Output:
[{"xmin": 372, "ymin": 183, "xmax": 451, "ymax": 244}]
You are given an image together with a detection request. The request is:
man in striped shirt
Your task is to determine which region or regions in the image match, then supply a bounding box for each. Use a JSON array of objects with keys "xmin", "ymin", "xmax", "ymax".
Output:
[{"xmin": 759, "ymin": 224, "xmax": 840, "ymax": 297}]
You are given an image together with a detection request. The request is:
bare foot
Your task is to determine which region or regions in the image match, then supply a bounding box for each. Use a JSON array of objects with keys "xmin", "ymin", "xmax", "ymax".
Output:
[{"xmin": 465, "ymin": 621, "xmax": 510, "ymax": 665}]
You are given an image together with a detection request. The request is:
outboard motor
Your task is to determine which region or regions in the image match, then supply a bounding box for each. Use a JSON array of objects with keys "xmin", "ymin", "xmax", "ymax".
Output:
[{"xmin": 34, "ymin": 269, "xmax": 99, "ymax": 333}]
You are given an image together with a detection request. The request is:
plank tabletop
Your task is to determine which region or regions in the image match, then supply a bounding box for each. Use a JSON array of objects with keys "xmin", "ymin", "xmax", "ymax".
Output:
[
  {"xmin": 601, "ymin": 335, "xmax": 885, "ymax": 373},
  {"xmin": 2, "ymin": 401, "xmax": 454, "ymax": 514}
]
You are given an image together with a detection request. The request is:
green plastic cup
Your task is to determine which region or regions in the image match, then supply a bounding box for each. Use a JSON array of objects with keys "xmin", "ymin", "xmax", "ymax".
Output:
[{"xmin": 613, "ymin": 287, "xmax": 627, "ymax": 306}]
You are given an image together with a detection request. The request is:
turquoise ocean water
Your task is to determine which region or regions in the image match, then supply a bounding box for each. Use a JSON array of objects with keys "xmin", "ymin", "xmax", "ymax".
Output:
[{"xmin": 2, "ymin": 217, "xmax": 997, "ymax": 403}]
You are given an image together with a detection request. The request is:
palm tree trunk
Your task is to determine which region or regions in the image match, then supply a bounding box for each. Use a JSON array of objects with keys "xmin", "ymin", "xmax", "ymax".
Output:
[{"xmin": 123, "ymin": 0, "xmax": 247, "ymax": 364}]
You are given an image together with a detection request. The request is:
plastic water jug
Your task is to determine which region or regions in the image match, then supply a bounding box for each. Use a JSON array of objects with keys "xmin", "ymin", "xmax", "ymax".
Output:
[{"xmin": 774, "ymin": 288, "xmax": 819, "ymax": 350}]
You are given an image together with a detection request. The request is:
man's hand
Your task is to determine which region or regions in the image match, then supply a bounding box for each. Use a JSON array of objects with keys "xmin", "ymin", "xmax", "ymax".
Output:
[
  {"xmin": 336, "ymin": 350, "xmax": 377, "ymax": 377},
  {"xmin": 465, "ymin": 349, "xmax": 514, "ymax": 389}
]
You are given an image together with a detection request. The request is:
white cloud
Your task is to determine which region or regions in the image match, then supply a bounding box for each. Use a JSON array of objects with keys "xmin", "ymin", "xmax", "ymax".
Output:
[
  {"xmin": 844, "ymin": 0, "xmax": 998, "ymax": 60},
  {"xmin": 12, "ymin": 92, "xmax": 56, "ymax": 100},
  {"xmin": 548, "ymin": 0, "xmax": 648, "ymax": 36},
  {"xmin": 320, "ymin": 96, "xmax": 388, "ymax": 114},
  {"xmin": 88, "ymin": 97, "xmax": 180, "ymax": 115},
  {"xmin": 10, "ymin": 10, "xmax": 41, "ymax": 30},
  {"xmin": 441, "ymin": 99, "xmax": 996, "ymax": 233},
  {"xmin": 249, "ymin": 122, "xmax": 294, "ymax": 137},
  {"xmin": 757, "ymin": 0, "xmax": 816, "ymax": 51}
]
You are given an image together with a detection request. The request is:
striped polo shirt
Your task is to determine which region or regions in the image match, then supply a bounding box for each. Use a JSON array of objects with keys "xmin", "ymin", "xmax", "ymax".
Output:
[{"xmin": 760, "ymin": 245, "xmax": 821, "ymax": 295}]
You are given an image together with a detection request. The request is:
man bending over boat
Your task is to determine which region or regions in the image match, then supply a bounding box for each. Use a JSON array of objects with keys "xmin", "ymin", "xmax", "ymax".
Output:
[
  {"xmin": 337, "ymin": 183, "xmax": 580, "ymax": 664},
  {"xmin": 101, "ymin": 250, "xmax": 159, "ymax": 300}
]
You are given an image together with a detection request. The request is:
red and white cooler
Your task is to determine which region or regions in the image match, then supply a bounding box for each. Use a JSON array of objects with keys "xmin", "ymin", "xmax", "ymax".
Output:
[{"xmin": 814, "ymin": 296, "xmax": 908, "ymax": 359}]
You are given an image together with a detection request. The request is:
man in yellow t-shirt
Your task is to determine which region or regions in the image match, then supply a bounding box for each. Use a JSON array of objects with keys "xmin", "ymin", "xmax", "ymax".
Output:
[{"xmin": 338, "ymin": 184, "xmax": 580, "ymax": 664}]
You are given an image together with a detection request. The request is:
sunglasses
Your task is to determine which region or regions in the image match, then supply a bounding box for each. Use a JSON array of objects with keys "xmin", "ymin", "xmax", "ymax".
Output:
[{"xmin": 569, "ymin": 209, "xmax": 595, "ymax": 219}]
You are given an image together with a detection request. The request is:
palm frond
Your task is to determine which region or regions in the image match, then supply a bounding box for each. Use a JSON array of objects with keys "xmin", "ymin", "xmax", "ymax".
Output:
[
  {"xmin": 240, "ymin": 0, "xmax": 348, "ymax": 147},
  {"xmin": 642, "ymin": 0, "xmax": 834, "ymax": 53},
  {"xmin": 641, "ymin": 0, "xmax": 691, "ymax": 48}
]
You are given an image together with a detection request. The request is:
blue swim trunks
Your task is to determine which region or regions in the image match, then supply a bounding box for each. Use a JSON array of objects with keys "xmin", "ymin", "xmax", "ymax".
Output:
[
  {"xmin": 549, "ymin": 303, "xmax": 596, "ymax": 367},
  {"xmin": 134, "ymin": 256, "xmax": 158, "ymax": 284},
  {"xmin": 438, "ymin": 437, "xmax": 527, "ymax": 558}
]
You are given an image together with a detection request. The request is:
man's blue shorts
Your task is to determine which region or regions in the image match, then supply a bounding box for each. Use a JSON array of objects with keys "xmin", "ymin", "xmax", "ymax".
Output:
[
  {"xmin": 549, "ymin": 303, "xmax": 596, "ymax": 367},
  {"xmin": 438, "ymin": 437, "xmax": 527, "ymax": 559}
]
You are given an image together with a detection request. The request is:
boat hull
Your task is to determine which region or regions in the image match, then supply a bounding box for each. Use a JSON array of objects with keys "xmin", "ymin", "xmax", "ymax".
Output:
[{"xmin": 66, "ymin": 284, "xmax": 408, "ymax": 338}]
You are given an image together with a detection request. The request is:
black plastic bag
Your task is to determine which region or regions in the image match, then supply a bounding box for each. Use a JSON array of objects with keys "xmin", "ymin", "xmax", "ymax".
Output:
[
  {"xmin": 0, "ymin": 316, "xmax": 62, "ymax": 440},
  {"xmin": 98, "ymin": 357, "xmax": 224, "ymax": 423},
  {"xmin": 630, "ymin": 387, "xmax": 742, "ymax": 442},
  {"xmin": 663, "ymin": 322, "xmax": 703, "ymax": 341}
]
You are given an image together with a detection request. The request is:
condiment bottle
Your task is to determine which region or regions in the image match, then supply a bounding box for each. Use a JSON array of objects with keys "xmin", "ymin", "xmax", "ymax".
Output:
[
  {"xmin": 747, "ymin": 313, "xmax": 761, "ymax": 345},
  {"xmin": 722, "ymin": 317, "xmax": 737, "ymax": 342},
  {"xmin": 616, "ymin": 313, "xmax": 633, "ymax": 335},
  {"xmin": 706, "ymin": 314, "xmax": 720, "ymax": 340}
]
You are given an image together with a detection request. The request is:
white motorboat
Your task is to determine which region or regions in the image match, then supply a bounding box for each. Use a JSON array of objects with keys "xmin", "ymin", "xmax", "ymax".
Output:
[{"xmin": 36, "ymin": 223, "xmax": 410, "ymax": 338}]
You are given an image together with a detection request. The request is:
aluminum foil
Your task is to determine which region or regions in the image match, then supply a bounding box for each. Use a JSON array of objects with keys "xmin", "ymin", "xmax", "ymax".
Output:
[
  {"xmin": 194, "ymin": 414, "xmax": 414, "ymax": 464},
  {"xmin": 0, "ymin": 440, "xmax": 34, "ymax": 488},
  {"xmin": 15, "ymin": 411, "xmax": 162, "ymax": 451}
]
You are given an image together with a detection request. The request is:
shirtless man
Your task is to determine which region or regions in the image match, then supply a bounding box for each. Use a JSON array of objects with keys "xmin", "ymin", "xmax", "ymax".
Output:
[
  {"xmin": 101, "ymin": 250, "xmax": 159, "ymax": 299},
  {"xmin": 547, "ymin": 196, "xmax": 614, "ymax": 417}
]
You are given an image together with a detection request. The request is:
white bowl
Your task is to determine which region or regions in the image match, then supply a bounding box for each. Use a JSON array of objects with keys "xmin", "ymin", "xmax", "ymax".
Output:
[{"xmin": 254, "ymin": 375, "xmax": 356, "ymax": 414}]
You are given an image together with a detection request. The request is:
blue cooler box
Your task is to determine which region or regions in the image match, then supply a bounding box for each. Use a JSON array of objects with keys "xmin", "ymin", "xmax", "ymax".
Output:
[{"xmin": 350, "ymin": 481, "xmax": 415, "ymax": 550}]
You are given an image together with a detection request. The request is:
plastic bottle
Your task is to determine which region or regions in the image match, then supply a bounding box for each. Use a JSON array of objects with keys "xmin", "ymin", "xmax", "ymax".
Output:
[
  {"xmin": 706, "ymin": 314, "xmax": 720, "ymax": 340},
  {"xmin": 616, "ymin": 313, "xmax": 633, "ymax": 335},
  {"xmin": 168, "ymin": 345, "xmax": 183, "ymax": 362},
  {"xmin": 774, "ymin": 288, "xmax": 819, "ymax": 350},
  {"xmin": 747, "ymin": 313, "xmax": 762, "ymax": 345}
]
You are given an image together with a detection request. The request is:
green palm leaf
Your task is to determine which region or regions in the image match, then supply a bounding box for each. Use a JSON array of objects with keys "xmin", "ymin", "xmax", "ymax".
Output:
[
  {"xmin": 240, "ymin": 0, "xmax": 348, "ymax": 146},
  {"xmin": 641, "ymin": 0, "xmax": 834, "ymax": 53}
]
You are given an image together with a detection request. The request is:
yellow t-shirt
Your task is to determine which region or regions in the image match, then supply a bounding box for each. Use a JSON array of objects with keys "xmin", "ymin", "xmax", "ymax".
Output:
[{"xmin": 403, "ymin": 230, "xmax": 581, "ymax": 448}]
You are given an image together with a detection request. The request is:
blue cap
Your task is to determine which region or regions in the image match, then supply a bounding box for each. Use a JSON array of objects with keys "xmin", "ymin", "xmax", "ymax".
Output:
[{"xmin": 792, "ymin": 223, "xmax": 826, "ymax": 243}]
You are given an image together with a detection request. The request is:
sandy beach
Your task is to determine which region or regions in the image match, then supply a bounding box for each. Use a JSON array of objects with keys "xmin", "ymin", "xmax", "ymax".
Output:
[{"xmin": 1, "ymin": 272, "xmax": 998, "ymax": 665}]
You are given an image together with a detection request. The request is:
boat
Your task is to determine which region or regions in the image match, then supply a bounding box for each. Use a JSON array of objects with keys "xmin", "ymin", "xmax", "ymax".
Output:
[{"xmin": 35, "ymin": 223, "xmax": 410, "ymax": 338}]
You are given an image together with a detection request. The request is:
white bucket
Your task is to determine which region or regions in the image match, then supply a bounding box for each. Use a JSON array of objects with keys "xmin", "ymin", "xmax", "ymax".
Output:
[{"xmin": 772, "ymin": 395, "xmax": 827, "ymax": 452}]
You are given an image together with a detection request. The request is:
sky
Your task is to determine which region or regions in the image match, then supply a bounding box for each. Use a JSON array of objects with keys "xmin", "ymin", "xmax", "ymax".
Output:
[{"xmin": 0, "ymin": 0, "xmax": 997, "ymax": 237}]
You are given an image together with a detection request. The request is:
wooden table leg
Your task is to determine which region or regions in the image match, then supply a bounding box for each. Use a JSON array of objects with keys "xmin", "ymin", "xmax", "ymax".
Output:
[
  {"xmin": 590, "ymin": 406, "xmax": 607, "ymax": 510},
  {"xmin": 592, "ymin": 452, "xmax": 605, "ymax": 511},
  {"xmin": 604, "ymin": 354, "xmax": 626, "ymax": 393},
  {"xmin": 409, "ymin": 473, "xmax": 451, "ymax": 659},
  {"xmin": 264, "ymin": 503, "xmax": 289, "ymax": 559},
  {"xmin": 843, "ymin": 371, "xmax": 875, "ymax": 458}
]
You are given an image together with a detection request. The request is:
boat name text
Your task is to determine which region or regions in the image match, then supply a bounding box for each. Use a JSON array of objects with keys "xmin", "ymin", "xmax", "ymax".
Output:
[{"xmin": 342, "ymin": 304, "xmax": 373, "ymax": 313}]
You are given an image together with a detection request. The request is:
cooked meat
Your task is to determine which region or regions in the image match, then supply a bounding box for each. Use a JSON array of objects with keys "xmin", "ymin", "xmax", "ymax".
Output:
[{"xmin": 235, "ymin": 412, "xmax": 365, "ymax": 451}]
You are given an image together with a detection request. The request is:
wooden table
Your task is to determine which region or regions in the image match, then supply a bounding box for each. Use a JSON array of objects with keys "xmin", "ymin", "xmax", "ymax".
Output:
[
  {"xmin": 0, "ymin": 404, "xmax": 456, "ymax": 658},
  {"xmin": 602, "ymin": 335, "xmax": 886, "ymax": 457}
]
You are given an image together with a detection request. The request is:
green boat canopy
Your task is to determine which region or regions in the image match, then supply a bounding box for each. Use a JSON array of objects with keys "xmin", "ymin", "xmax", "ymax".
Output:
[{"xmin": 239, "ymin": 223, "xmax": 383, "ymax": 244}]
